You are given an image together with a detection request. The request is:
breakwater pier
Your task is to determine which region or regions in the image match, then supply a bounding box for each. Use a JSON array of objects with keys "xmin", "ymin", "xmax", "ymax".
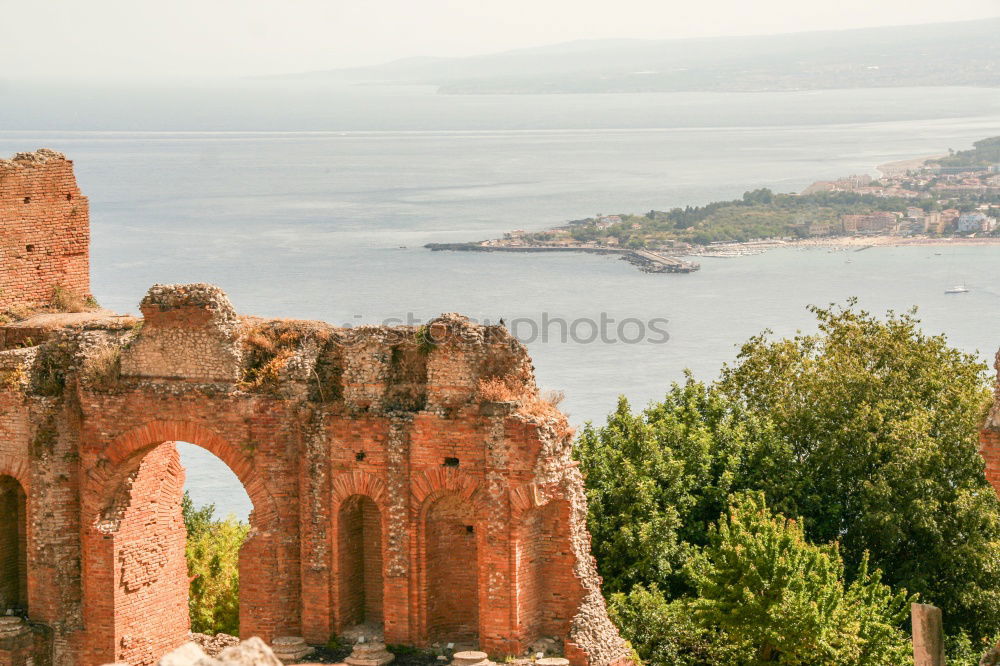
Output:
[{"xmin": 425, "ymin": 243, "xmax": 700, "ymax": 273}]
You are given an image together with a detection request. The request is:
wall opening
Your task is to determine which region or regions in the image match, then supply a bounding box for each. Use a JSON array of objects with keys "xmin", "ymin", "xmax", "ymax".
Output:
[
  {"xmin": 337, "ymin": 495, "xmax": 383, "ymax": 633},
  {"xmin": 425, "ymin": 494, "xmax": 479, "ymax": 644},
  {"xmin": 92, "ymin": 441, "xmax": 252, "ymax": 666},
  {"xmin": 0, "ymin": 475, "xmax": 27, "ymax": 615}
]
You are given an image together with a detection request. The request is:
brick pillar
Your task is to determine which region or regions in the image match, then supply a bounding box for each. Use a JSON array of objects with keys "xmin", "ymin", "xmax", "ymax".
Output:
[
  {"xmin": 384, "ymin": 417, "xmax": 411, "ymax": 644},
  {"xmin": 82, "ymin": 444, "xmax": 188, "ymax": 666},
  {"xmin": 480, "ymin": 414, "xmax": 515, "ymax": 656},
  {"xmin": 299, "ymin": 416, "xmax": 332, "ymax": 645},
  {"xmin": 980, "ymin": 429, "xmax": 1000, "ymax": 497}
]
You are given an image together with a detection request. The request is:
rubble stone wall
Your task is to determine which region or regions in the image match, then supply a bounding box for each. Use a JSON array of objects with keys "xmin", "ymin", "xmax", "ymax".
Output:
[{"xmin": 0, "ymin": 150, "xmax": 89, "ymax": 311}]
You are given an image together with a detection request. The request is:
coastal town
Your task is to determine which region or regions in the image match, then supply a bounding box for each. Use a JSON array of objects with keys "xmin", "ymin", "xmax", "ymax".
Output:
[{"xmin": 426, "ymin": 136, "xmax": 1000, "ymax": 270}]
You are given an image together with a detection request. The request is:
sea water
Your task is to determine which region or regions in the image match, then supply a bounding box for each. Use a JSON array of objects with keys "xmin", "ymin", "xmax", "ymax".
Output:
[{"xmin": 2, "ymin": 84, "xmax": 999, "ymax": 519}]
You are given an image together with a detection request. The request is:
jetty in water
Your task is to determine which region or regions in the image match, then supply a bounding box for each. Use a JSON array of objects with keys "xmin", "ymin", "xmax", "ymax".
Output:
[{"xmin": 425, "ymin": 242, "xmax": 701, "ymax": 273}]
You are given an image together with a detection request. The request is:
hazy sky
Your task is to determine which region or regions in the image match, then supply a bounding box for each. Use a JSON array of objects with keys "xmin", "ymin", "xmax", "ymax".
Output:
[{"xmin": 1, "ymin": 0, "xmax": 997, "ymax": 80}]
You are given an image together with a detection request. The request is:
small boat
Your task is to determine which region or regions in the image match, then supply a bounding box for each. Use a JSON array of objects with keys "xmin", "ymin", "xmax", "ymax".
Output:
[{"xmin": 945, "ymin": 284, "xmax": 969, "ymax": 294}]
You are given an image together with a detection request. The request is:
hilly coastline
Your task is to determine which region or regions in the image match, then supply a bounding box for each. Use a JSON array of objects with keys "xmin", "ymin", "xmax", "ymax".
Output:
[{"xmin": 280, "ymin": 18, "xmax": 1000, "ymax": 94}]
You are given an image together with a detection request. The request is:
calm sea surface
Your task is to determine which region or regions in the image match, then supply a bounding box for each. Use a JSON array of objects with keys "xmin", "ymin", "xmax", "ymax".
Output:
[{"xmin": 2, "ymin": 85, "xmax": 999, "ymax": 519}]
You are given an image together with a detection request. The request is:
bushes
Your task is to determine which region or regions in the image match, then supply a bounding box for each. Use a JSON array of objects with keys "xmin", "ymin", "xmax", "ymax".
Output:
[
  {"xmin": 578, "ymin": 303, "xmax": 1000, "ymax": 663},
  {"xmin": 182, "ymin": 492, "xmax": 249, "ymax": 636}
]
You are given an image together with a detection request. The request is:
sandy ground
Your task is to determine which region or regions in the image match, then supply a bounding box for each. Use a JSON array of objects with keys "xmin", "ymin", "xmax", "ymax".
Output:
[
  {"xmin": 787, "ymin": 235, "xmax": 1000, "ymax": 249},
  {"xmin": 876, "ymin": 155, "xmax": 945, "ymax": 177}
]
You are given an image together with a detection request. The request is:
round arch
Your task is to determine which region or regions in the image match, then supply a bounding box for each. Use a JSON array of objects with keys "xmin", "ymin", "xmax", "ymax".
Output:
[
  {"xmin": 84, "ymin": 419, "xmax": 278, "ymax": 529},
  {"xmin": 330, "ymin": 471, "xmax": 391, "ymax": 634},
  {"xmin": 0, "ymin": 454, "xmax": 30, "ymax": 494},
  {"xmin": 411, "ymin": 468, "xmax": 488, "ymax": 646},
  {"xmin": 80, "ymin": 420, "xmax": 284, "ymax": 665}
]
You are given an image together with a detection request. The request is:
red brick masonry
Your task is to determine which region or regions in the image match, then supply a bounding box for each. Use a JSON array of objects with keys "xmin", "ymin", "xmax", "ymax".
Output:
[
  {"xmin": 0, "ymin": 152, "xmax": 630, "ymax": 666},
  {"xmin": 0, "ymin": 150, "xmax": 89, "ymax": 311},
  {"xmin": 981, "ymin": 350, "xmax": 1000, "ymax": 501}
]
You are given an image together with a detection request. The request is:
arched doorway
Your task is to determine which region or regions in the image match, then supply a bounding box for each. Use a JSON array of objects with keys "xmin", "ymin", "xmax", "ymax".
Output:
[
  {"xmin": 84, "ymin": 426, "xmax": 271, "ymax": 666},
  {"xmin": 0, "ymin": 475, "xmax": 27, "ymax": 614},
  {"xmin": 424, "ymin": 494, "xmax": 479, "ymax": 644},
  {"xmin": 337, "ymin": 495, "xmax": 383, "ymax": 632}
]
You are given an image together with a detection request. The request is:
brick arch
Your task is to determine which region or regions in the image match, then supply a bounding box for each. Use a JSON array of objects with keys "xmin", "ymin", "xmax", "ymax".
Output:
[
  {"xmin": 331, "ymin": 474, "xmax": 388, "ymax": 634},
  {"xmin": 0, "ymin": 454, "xmax": 30, "ymax": 493},
  {"xmin": 331, "ymin": 470, "xmax": 388, "ymax": 509},
  {"xmin": 330, "ymin": 470, "xmax": 390, "ymax": 630},
  {"xmin": 85, "ymin": 419, "xmax": 277, "ymax": 529},
  {"xmin": 81, "ymin": 421, "xmax": 284, "ymax": 664},
  {"xmin": 410, "ymin": 468, "xmax": 485, "ymax": 520},
  {"xmin": 412, "ymin": 468, "xmax": 488, "ymax": 644},
  {"xmin": 512, "ymin": 496, "xmax": 582, "ymax": 649},
  {"xmin": 0, "ymin": 466, "xmax": 29, "ymax": 615}
]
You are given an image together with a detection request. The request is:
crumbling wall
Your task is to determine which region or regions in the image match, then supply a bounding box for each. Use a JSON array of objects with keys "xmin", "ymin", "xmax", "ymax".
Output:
[
  {"xmin": 102, "ymin": 444, "xmax": 189, "ymax": 665},
  {"xmin": 0, "ymin": 278, "xmax": 631, "ymax": 666},
  {"xmin": 981, "ymin": 349, "xmax": 1000, "ymax": 496},
  {"xmin": 0, "ymin": 150, "xmax": 89, "ymax": 312}
]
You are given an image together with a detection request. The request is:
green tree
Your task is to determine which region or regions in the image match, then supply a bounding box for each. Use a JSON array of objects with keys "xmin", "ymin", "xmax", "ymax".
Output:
[
  {"xmin": 718, "ymin": 302, "xmax": 1000, "ymax": 641},
  {"xmin": 576, "ymin": 380, "xmax": 789, "ymax": 596},
  {"xmin": 182, "ymin": 492, "xmax": 249, "ymax": 636},
  {"xmin": 577, "ymin": 302, "xmax": 1000, "ymax": 658},
  {"xmin": 609, "ymin": 584, "xmax": 752, "ymax": 666},
  {"xmin": 689, "ymin": 493, "xmax": 912, "ymax": 665}
]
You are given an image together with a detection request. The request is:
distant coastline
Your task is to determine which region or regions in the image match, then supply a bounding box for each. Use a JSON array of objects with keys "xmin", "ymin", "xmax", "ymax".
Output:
[{"xmin": 426, "ymin": 137, "xmax": 1000, "ymax": 272}]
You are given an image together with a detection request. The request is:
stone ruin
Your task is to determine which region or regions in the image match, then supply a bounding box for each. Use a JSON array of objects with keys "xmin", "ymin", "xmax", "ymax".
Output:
[{"xmin": 0, "ymin": 150, "xmax": 631, "ymax": 665}]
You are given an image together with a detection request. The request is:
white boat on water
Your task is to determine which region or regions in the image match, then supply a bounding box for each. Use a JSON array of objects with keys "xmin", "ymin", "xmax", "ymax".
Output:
[{"xmin": 945, "ymin": 285, "xmax": 969, "ymax": 294}]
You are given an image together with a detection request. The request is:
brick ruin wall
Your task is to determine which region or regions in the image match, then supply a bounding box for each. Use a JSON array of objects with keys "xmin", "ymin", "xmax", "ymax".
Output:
[
  {"xmin": 0, "ymin": 150, "xmax": 90, "ymax": 312},
  {"xmin": 981, "ymin": 350, "xmax": 1000, "ymax": 498},
  {"xmin": 0, "ymin": 285, "xmax": 631, "ymax": 666},
  {"xmin": 0, "ymin": 151, "xmax": 630, "ymax": 666}
]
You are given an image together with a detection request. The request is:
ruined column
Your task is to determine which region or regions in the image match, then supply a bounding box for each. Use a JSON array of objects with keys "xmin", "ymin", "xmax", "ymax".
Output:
[{"xmin": 911, "ymin": 603, "xmax": 945, "ymax": 666}]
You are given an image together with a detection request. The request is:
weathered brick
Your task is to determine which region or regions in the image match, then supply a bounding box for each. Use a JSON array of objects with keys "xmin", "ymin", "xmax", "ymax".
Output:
[
  {"xmin": 0, "ymin": 150, "xmax": 89, "ymax": 312},
  {"xmin": 0, "ymin": 152, "xmax": 632, "ymax": 666}
]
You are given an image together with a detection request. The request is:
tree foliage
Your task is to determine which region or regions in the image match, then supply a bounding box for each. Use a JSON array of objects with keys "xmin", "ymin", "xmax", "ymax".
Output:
[
  {"xmin": 689, "ymin": 493, "xmax": 912, "ymax": 664},
  {"xmin": 718, "ymin": 302, "xmax": 999, "ymax": 641},
  {"xmin": 577, "ymin": 302, "xmax": 1000, "ymax": 662},
  {"xmin": 182, "ymin": 492, "xmax": 249, "ymax": 636}
]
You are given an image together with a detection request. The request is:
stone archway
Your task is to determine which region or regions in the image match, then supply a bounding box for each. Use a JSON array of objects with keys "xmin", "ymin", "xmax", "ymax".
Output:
[
  {"xmin": 81, "ymin": 421, "xmax": 281, "ymax": 666},
  {"xmin": 0, "ymin": 475, "xmax": 27, "ymax": 614},
  {"xmin": 337, "ymin": 495, "xmax": 384, "ymax": 631},
  {"xmin": 423, "ymin": 493, "xmax": 479, "ymax": 644}
]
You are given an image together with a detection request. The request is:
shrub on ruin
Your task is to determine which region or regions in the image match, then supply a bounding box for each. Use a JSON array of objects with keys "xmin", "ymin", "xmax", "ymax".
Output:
[
  {"xmin": 477, "ymin": 376, "xmax": 521, "ymax": 402},
  {"xmin": 81, "ymin": 343, "xmax": 121, "ymax": 390},
  {"xmin": 50, "ymin": 286, "xmax": 90, "ymax": 313},
  {"xmin": 239, "ymin": 320, "xmax": 330, "ymax": 394}
]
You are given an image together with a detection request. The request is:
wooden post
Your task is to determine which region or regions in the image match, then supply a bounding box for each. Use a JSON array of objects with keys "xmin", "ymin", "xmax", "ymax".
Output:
[{"xmin": 912, "ymin": 602, "xmax": 945, "ymax": 666}]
